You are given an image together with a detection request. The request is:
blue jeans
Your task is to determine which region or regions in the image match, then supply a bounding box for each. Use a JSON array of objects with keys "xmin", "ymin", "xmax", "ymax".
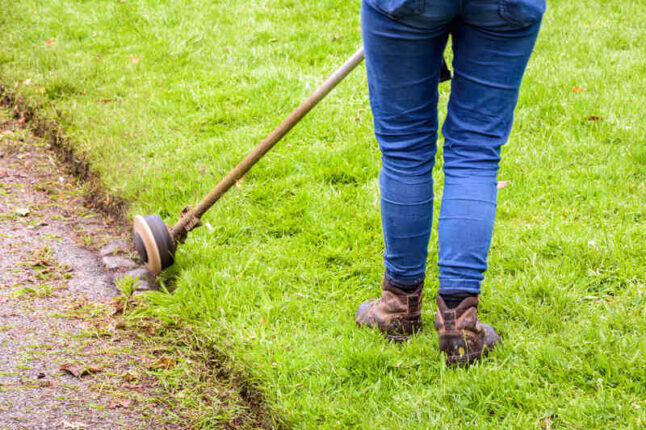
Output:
[{"xmin": 362, "ymin": 0, "xmax": 544, "ymax": 294}]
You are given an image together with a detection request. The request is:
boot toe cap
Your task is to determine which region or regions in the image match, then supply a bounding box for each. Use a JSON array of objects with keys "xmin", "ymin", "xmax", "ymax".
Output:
[
  {"xmin": 481, "ymin": 323, "xmax": 501, "ymax": 350},
  {"xmin": 356, "ymin": 299, "xmax": 377, "ymax": 325}
]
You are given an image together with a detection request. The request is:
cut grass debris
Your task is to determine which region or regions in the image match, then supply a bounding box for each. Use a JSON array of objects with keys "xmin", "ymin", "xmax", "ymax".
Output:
[{"xmin": 1, "ymin": 0, "xmax": 645, "ymax": 427}]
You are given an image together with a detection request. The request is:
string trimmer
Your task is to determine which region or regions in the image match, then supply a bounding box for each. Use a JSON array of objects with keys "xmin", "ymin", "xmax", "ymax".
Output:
[{"xmin": 133, "ymin": 47, "xmax": 366, "ymax": 274}]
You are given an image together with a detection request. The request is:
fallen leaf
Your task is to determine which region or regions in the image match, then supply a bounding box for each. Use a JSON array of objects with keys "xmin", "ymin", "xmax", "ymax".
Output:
[
  {"xmin": 586, "ymin": 116, "xmax": 603, "ymax": 122},
  {"xmin": 540, "ymin": 415, "xmax": 554, "ymax": 429},
  {"xmin": 148, "ymin": 355, "xmax": 176, "ymax": 370},
  {"xmin": 59, "ymin": 362, "xmax": 102, "ymax": 378},
  {"xmin": 109, "ymin": 397, "xmax": 132, "ymax": 409},
  {"xmin": 122, "ymin": 383, "xmax": 141, "ymax": 389},
  {"xmin": 497, "ymin": 180, "xmax": 510, "ymax": 189},
  {"xmin": 122, "ymin": 371, "xmax": 139, "ymax": 382},
  {"xmin": 111, "ymin": 298, "xmax": 136, "ymax": 315},
  {"xmin": 571, "ymin": 86, "xmax": 587, "ymax": 92}
]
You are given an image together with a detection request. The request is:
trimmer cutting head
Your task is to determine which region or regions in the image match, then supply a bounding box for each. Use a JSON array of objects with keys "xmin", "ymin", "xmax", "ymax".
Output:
[{"xmin": 133, "ymin": 215, "xmax": 175, "ymax": 275}]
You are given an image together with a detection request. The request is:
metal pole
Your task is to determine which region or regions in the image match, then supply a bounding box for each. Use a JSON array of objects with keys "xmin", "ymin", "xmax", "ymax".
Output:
[{"xmin": 171, "ymin": 46, "xmax": 365, "ymax": 239}]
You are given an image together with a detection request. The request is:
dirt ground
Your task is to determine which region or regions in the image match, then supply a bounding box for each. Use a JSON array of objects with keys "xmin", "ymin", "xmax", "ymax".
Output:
[{"xmin": 0, "ymin": 107, "xmax": 183, "ymax": 429}]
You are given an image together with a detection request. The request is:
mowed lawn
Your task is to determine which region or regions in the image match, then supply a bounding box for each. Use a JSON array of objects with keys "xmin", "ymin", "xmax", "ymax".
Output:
[{"xmin": 1, "ymin": 0, "xmax": 645, "ymax": 427}]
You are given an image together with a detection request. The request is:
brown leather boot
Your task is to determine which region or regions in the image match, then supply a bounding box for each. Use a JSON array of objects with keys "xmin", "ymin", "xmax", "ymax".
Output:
[
  {"xmin": 355, "ymin": 278, "xmax": 423, "ymax": 342},
  {"xmin": 434, "ymin": 295, "xmax": 501, "ymax": 365}
]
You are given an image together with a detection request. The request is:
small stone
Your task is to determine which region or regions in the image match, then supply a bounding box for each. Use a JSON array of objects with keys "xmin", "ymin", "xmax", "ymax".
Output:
[
  {"xmin": 115, "ymin": 267, "xmax": 155, "ymax": 291},
  {"xmin": 102, "ymin": 256, "xmax": 137, "ymax": 270},
  {"xmin": 124, "ymin": 267, "xmax": 150, "ymax": 278},
  {"xmin": 136, "ymin": 279, "xmax": 152, "ymax": 290},
  {"xmin": 99, "ymin": 238, "xmax": 129, "ymax": 256}
]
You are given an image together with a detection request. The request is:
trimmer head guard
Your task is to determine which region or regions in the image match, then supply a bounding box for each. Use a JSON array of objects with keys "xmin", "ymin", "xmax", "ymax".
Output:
[{"xmin": 133, "ymin": 215, "xmax": 175, "ymax": 275}]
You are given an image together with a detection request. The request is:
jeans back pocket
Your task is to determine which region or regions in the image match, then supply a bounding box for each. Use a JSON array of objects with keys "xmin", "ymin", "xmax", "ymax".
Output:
[
  {"xmin": 499, "ymin": 0, "xmax": 546, "ymax": 27},
  {"xmin": 372, "ymin": 0, "xmax": 425, "ymax": 18}
]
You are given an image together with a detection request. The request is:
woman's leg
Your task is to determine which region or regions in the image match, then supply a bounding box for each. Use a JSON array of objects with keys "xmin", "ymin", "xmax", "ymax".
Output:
[
  {"xmin": 438, "ymin": 2, "xmax": 544, "ymax": 295},
  {"xmin": 361, "ymin": 0, "xmax": 452, "ymax": 289},
  {"xmin": 434, "ymin": 2, "xmax": 544, "ymax": 364}
]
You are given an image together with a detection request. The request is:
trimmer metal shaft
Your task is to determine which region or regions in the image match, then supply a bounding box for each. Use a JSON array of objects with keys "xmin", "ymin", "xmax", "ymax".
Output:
[
  {"xmin": 170, "ymin": 47, "xmax": 366, "ymax": 241},
  {"xmin": 134, "ymin": 47, "xmax": 366, "ymax": 275}
]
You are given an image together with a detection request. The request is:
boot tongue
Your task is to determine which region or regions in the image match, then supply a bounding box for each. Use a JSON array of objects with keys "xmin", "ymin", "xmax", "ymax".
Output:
[
  {"xmin": 453, "ymin": 296, "xmax": 479, "ymax": 315},
  {"xmin": 440, "ymin": 292, "xmax": 477, "ymax": 309}
]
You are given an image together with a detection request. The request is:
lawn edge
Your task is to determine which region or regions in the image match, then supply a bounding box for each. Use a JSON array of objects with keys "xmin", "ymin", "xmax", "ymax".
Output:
[
  {"xmin": 0, "ymin": 84, "xmax": 285, "ymax": 429},
  {"xmin": 0, "ymin": 85, "xmax": 129, "ymax": 228}
]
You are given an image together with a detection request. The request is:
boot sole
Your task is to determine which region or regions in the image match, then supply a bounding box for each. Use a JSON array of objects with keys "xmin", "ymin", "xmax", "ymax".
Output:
[
  {"xmin": 385, "ymin": 326, "xmax": 423, "ymax": 342},
  {"xmin": 444, "ymin": 345, "xmax": 496, "ymax": 365},
  {"xmin": 445, "ymin": 351, "xmax": 483, "ymax": 365},
  {"xmin": 385, "ymin": 333, "xmax": 410, "ymax": 343},
  {"xmin": 356, "ymin": 322, "xmax": 417, "ymax": 342}
]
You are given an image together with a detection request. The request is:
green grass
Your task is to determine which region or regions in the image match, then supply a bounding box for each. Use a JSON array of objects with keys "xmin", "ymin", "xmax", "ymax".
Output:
[{"xmin": 2, "ymin": 0, "xmax": 645, "ymax": 427}]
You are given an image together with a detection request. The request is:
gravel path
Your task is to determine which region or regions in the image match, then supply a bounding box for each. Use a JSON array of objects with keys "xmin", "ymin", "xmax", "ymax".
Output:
[{"xmin": 0, "ymin": 108, "xmax": 182, "ymax": 429}]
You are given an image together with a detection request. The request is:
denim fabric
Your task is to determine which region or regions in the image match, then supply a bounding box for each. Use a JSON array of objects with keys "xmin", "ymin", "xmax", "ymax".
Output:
[{"xmin": 362, "ymin": 0, "xmax": 544, "ymax": 293}]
